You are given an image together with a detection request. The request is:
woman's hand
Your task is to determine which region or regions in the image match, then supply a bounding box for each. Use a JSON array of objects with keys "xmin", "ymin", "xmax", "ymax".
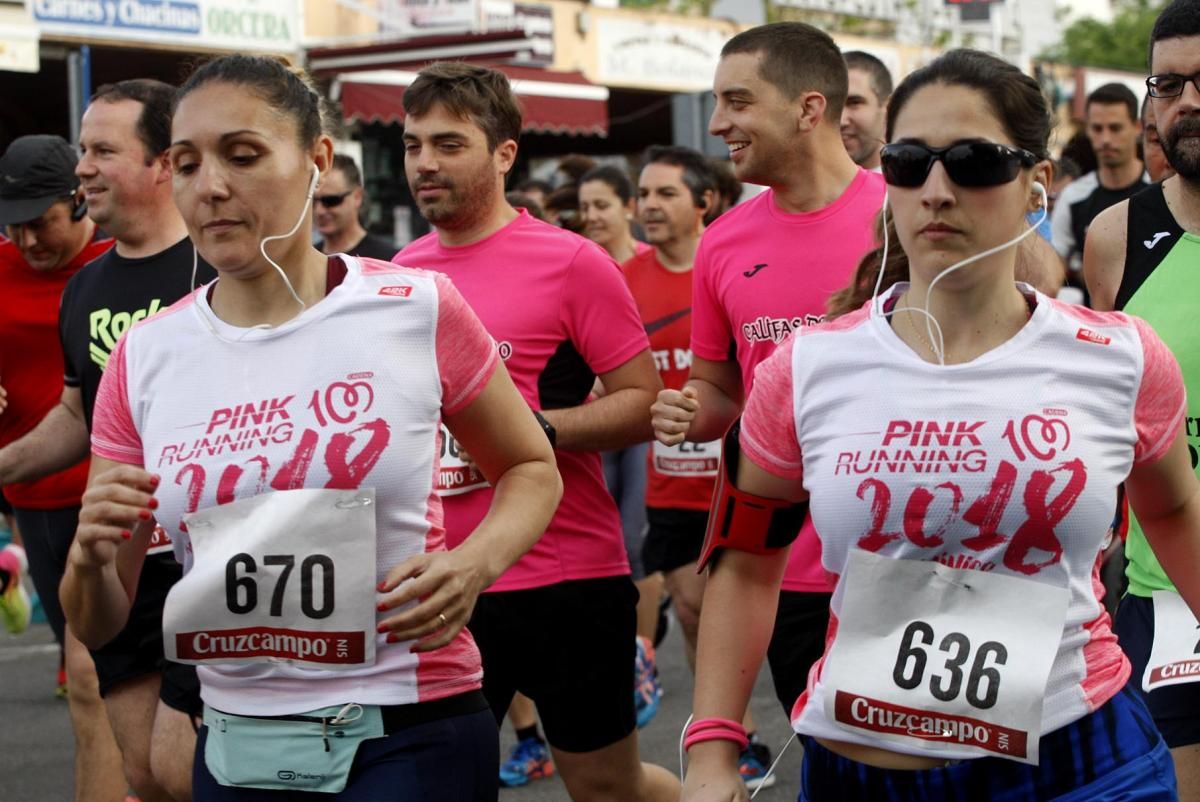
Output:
[
  {"xmin": 682, "ymin": 742, "xmax": 748, "ymax": 802},
  {"xmin": 62, "ymin": 458, "xmax": 158, "ymax": 649},
  {"xmin": 376, "ymin": 549, "xmax": 488, "ymax": 653},
  {"xmin": 73, "ymin": 464, "xmax": 159, "ymax": 571}
]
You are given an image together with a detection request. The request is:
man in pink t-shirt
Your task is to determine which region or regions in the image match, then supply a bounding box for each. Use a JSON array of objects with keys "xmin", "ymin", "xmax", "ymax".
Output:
[
  {"xmin": 651, "ymin": 22, "xmax": 885, "ymax": 718},
  {"xmin": 394, "ymin": 63, "xmax": 678, "ymax": 802}
]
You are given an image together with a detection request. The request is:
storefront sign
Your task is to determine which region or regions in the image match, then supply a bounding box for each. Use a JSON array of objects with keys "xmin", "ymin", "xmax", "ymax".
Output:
[
  {"xmin": 595, "ymin": 16, "xmax": 731, "ymax": 92},
  {"xmin": 379, "ymin": 0, "xmax": 478, "ymax": 35},
  {"xmin": 0, "ymin": 24, "xmax": 39, "ymax": 73},
  {"xmin": 30, "ymin": 0, "xmax": 297, "ymax": 52},
  {"xmin": 483, "ymin": 1, "xmax": 552, "ymax": 63}
]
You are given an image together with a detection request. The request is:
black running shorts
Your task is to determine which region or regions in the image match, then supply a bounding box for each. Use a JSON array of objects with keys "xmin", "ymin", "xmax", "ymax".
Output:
[
  {"xmin": 468, "ymin": 575, "xmax": 638, "ymax": 753},
  {"xmin": 642, "ymin": 507, "xmax": 707, "ymax": 575}
]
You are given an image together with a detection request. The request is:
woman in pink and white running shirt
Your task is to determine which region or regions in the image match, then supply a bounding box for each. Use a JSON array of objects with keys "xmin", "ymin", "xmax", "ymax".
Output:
[
  {"xmin": 682, "ymin": 50, "xmax": 1200, "ymax": 802},
  {"xmin": 60, "ymin": 56, "xmax": 561, "ymax": 801}
]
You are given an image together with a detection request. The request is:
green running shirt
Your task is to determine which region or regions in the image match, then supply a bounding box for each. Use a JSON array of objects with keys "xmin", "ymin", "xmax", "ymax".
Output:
[{"xmin": 1116, "ymin": 182, "xmax": 1200, "ymax": 596}]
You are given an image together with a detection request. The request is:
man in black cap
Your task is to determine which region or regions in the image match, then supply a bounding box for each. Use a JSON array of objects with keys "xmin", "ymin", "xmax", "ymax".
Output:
[{"xmin": 0, "ymin": 134, "xmax": 122, "ymax": 801}]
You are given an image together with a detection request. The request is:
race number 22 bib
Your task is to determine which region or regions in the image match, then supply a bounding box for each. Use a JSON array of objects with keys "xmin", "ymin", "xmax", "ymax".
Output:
[
  {"xmin": 652, "ymin": 438, "xmax": 720, "ymax": 478},
  {"xmin": 821, "ymin": 550, "xmax": 1070, "ymax": 764},
  {"xmin": 1143, "ymin": 590, "xmax": 1200, "ymax": 692},
  {"xmin": 164, "ymin": 489, "xmax": 378, "ymax": 670}
]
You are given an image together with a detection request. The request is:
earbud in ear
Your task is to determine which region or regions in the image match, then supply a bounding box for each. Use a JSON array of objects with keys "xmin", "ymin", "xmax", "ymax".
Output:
[
  {"xmin": 1032, "ymin": 181, "xmax": 1047, "ymax": 207},
  {"xmin": 307, "ymin": 166, "xmax": 319, "ymax": 199}
]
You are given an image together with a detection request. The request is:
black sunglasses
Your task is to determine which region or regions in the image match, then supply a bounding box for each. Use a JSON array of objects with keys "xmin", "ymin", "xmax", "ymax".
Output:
[
  {"xmin": 314, "ymin": 191, "xmax": 352, "ymax": 208},
  {"xmin": 1146, "ymin": 72, "xmax": 1200, "ymax": 99},
  {"xmin": 880, "ymin": 142, "xmax": 1039, "ymax": 188}
]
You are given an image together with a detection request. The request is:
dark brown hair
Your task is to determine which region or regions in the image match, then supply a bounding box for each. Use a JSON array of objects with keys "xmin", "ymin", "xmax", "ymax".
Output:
[
  {"xmin": 580, "ymin": 165, "xmax": 634, "ymax": 204},
  {"xmin": 885, "ymin": 49, "xmax": 1051, "ymax": 158},
  {"xmin": 403, "ymin": 62, "xmax": 522, "ymax": 152},
  {"xmin": 1085, "ymin": 83, "xmax": 1138, "ymax": 123},
  {"xmin": 92, "ymin": 79, "xmax": 176, "ymax": 162},
  {"xmin": 830, "ymin": 49, "xmax": 1052, "ymax": 317},
  {"xmin": 721, "ymin": 22, "xmax": 848, "ymax": 121},
  {"xmin": 843, "ymin": 51, "xmax": 894, "ymax": 103},
  {"xmin": 642, "ymin": 145, "xmax": 716, "ymax": 208},
  {"xmin": 827, "ymin": 211, "xmax": 903, "ymax": 318},
  {"xmin": 176, "ymin": 56, "xmax": 323, "ymax": 147},
  {"xmin": 1149, "ymin": 0, "xmax": 1200, "ymax": 69},
  {"xmin": 331, "ymin": 153, "xmax": 362, "ymax": 188}
]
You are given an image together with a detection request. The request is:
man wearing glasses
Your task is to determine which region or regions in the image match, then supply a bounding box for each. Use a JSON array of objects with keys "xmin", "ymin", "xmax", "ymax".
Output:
[
  {"xmin": 314, "ymin": 154, "xmax": 397, "ymax": 260},
  {"xmin": 1084, "ymin": 0, "xmax": 1200, "ymax": 797}
]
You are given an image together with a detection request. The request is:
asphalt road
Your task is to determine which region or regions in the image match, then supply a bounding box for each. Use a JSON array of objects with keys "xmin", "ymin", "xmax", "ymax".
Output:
[{"xmin": 1, "ymin": 615, "xmax": 803, "ymax": 801}]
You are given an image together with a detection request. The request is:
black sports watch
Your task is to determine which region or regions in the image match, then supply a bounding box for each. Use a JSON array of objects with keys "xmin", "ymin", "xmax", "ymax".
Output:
[{"xmin": 533, "ymin": 410, "xmax": 557, "ymax": 449}]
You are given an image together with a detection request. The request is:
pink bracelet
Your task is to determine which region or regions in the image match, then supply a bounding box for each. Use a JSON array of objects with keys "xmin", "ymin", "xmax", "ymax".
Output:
[{"xmin": 684, "ymin": 717, "xmax": 749, "ymax": 751}]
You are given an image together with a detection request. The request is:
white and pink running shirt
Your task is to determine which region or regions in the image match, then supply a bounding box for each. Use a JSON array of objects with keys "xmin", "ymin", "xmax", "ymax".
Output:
[
  {"xmin": 741, "ymin": 283, "xmax": 1186, "ymax": 757},
  {"xmin": 396, "ymin": 210, "xmax": 648, "ymax": 592},
  {"xmin": 691, "ymin": 169, "xmax": 885, "ymax": 592},
  {"xmin": 91, "ymin": 256, "xmax": 498, "ymax": 715}
]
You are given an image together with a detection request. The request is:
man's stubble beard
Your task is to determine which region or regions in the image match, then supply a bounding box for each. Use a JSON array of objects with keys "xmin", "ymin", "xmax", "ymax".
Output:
[{"xmin": 1164, "ymin": 118, "xmax": 1200, "ymax": 181}]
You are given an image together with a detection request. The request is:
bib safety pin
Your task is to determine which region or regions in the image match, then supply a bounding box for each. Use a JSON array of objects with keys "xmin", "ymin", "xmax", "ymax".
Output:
[
  {"xmin": 929, "ymin": 569, "xmax": 972, "ymax": 591},
  {"xmin": 335, "ymin": 496, "xmax": 373, "ymax": 509}
]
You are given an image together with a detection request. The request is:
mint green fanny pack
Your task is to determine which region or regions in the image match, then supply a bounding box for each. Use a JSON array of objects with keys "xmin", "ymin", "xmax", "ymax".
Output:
[{"xmin": 203, "ymin": 703, "xmax": 385, "ymax": 793}]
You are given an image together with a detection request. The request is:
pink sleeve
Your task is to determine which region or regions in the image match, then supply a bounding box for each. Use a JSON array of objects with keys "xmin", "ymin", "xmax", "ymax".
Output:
[
  {"xmin": 739, "ymin": 336, "xmax": 803, "ymax": 480},
  {"xmin": 91, "ymin": 335, "xmax": 145, "ymax": 466},
  {"xmin": 435, "ymin": 272, "xmax": 500, "ymax": 415},
  {"xmin": 689, "ymin": 238, "xmax": 733, "ymax": 362},
  {"xmin": 560, "ymin": 243, "xmax": 649, "ymax": 374},
  {"xmin": 1132, "ymin": 317, "xmax": 1186, "ymax": 465}
]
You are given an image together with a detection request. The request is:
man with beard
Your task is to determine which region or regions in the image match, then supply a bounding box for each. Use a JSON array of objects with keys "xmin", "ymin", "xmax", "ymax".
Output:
[
  {"xmin": 1052, "ymin": 83, "xmax": 1149, "ymax": 292},
  {"xmin": 394, "ymin": 62, "xmax": 677, "ymax": 802},
  {"xmin": 1083, "ymin": 0, "xmax": 1200, "ymax": 795},
  {"xmin": 840, "ymin": 51, "xmax": 891, "ymax": 172}
]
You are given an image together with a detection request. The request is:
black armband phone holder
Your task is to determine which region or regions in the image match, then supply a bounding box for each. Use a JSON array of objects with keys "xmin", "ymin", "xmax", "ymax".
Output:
[{"xmin": 696, "ymin": 419, "xmax": 809, "ymax": 572}]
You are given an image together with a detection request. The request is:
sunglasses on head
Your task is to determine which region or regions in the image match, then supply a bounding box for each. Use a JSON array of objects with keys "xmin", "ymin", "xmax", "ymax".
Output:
[
  {"xmin": 314, "ymin": 191, "xmax": 352, "ymax": 208},
  {"xmin": 879, "ymin": 141, "xmax": 1039, "ymax": 188}
]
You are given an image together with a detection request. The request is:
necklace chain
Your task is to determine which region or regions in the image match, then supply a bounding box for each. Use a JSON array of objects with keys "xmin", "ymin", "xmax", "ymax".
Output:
[{"xmin": 904, "ymin": 307, "xmax": 938, "ymax": 360}]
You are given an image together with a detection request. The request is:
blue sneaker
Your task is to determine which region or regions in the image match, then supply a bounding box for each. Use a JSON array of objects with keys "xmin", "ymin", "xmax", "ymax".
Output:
[
  {"xmin": 634, "ymin": 637, "xmax": 662, "ymax": 729},
  {"xmin": 739, "ymin": 741, "xmax": 776, "ymax": 791},
  {"xmin": 499, "ymin": 737, "xmax": 554, "ymax": 788}
]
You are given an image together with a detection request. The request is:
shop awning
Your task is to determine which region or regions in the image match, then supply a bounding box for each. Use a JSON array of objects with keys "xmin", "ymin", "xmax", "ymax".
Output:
[
  {"xmin": 308, "ymin": 30, "xmax": 541, "ymax": 73},
  {"xmin": 333, "ymin": 65, "xmax": 609, "ymax": 137}
]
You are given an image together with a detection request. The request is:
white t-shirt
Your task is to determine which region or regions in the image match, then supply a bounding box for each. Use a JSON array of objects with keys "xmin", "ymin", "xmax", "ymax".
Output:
[
  {"xmin": 91, "ymin": 256, "xmax": 499, "ymax": 715},
  {"xmin": 741, "ymin": 283, "xmax": 1185, "ymax": 760}
]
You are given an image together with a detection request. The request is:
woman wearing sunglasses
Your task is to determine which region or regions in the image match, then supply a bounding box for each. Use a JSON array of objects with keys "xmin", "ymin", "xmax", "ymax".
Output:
[{"xmin": 680, "ymin": 49, "xmax": 1199, "ymax": 802}]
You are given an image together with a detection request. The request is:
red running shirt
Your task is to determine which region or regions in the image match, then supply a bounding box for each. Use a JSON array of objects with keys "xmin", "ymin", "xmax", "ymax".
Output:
[
  {"xmin": 0, "ymin": 235, "xmax": 113, "ymax": 509},
  {"xmin": 622, "ymin": 248, "xmax": 714, "ymax": 512}
]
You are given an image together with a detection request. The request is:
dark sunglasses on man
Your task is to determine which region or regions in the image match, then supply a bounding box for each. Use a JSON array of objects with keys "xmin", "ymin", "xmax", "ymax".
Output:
[
  {"xmin": 314, "ymin": 191, "xmax": 353, "ymax": 208},
  {"xmin": 879, "ymin": 141, "xmax": 1039, "ymax": 189}
]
